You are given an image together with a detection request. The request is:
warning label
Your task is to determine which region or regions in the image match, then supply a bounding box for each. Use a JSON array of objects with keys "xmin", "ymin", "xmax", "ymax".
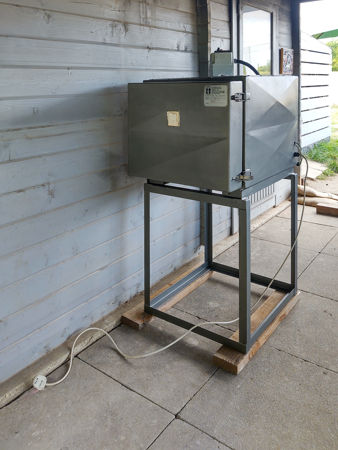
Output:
[{"xmin": 204, "ymin": 85, "xmax": 228, "ymax": 107}]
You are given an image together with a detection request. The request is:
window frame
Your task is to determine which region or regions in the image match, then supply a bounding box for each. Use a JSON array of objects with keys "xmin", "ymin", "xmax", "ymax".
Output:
[{"xmin": 238, "ymin": 0, "xmax": 278, "ymax": 75}]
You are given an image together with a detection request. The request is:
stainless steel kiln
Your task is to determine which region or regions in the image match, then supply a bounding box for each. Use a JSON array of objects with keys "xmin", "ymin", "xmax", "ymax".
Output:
[{"xmin": 128, "ymin": 75, "xmax": 298, "ymax": 194}]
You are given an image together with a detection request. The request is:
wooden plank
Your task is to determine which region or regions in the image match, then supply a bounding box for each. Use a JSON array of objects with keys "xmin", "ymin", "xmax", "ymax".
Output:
[
  {"xmin": 0, "ymin": 0, "xmax": 196, "ymax": 34},
  {"xmin": 301, "ymin": 117, "xmax": 330, "ymax": 135},
  {"xmin": 0, "ymin": 167, "xmax": 132, "ymax": 228},
  {"xmin": 301, "ymin": 127, "xmax": 331, "ymax": 147},
  {"xmin": 0, "ymin": 183, "xmax": 142, "ymax": 257},
  {"xmin": 301, "ymin": 62, "xmax": 331, "ymax": 75},
  {"xmin": 316, "ymin": 203, "xmax": 338, "ymax": 217},
  {"xmin": 0, "ymin": 145, "xmax": 125, "ymax": 195},
  {"xmin": 0, "ymin": 118, "xmax": 123, "ymax": 162},
  {"xmin": 301, "ymin": 96, "xmax": 330, "ymax": 111},
  {"xmin": 122, "ymin": 269, "xmax": 213, "ymax": 329},
  {"xmin": 301, "ymin": 50, "xmax": 331, "ymax": 65},
  {"xmin": 301, "ymin": 86, "xmax": 330, "ymax": 99},
  {"xmin": 0, "ymin": 217, "xmax": 200, "ymax": 320},
  {"xmin": 0, "ymin": 93, "xmax": 126, "ymax": 131},
  {"xmin": 302, "ymin": 106, "xmax": 330, "ymax": 123},
  {"xmin": 301, "ymin": 75, "xmax": 329, "ymax": 87},
  {"xmin": 0, "ymin": 200, "xmax": 198, "ymax": 290},
  {"xmin": 213, "ymin": 291, "xmax": 300, "ymax": 375},
  {"xmin": 0, "ymin": 36, "xmax": 197, "ymax": 70},
  {"xmin": 0, "ymin": 3, "xmax": 196, "ymax": 52},
  {"xmin": 0, "ymin": 68, "xmax": 194, "ymax": 99},
  {"xmin": 0, "ymin": 233, "xmax": 202, "ymax": 350},
  {"xmin": 210, "ymin": 1, "xmax": 229, "ymax": 22},
  {"xmin": 301, "ymin": 31, "xmax": 331, "ymax": 54}
]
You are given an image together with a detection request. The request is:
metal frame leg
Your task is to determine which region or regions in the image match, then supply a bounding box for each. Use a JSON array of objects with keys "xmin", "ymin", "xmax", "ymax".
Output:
[
  {"xmin": 204, "ymin": 197, "xmax": 213, "ymax": 266},
  {"xmin": 238, "ymin": 199, "xmax": 251, "ymax": 349},
  {"xmin": 290, "ymin": 173, "xmax": 298, "ymax": 289},
  {"xmin": 144, "ymin": 188, "xmax": 151, "ymax": 308}
]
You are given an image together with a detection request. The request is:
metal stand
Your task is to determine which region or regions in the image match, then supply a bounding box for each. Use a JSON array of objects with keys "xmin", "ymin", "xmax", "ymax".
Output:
[{"xmin": 144, "ymin": 173, "xmax": 298, "ymax": 354}]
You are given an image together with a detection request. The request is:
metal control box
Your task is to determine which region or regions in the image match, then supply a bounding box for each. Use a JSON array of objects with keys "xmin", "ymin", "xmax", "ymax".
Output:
[{"xmin": 128, "ymin": 76, "xmax": 298, "ymax": 194}]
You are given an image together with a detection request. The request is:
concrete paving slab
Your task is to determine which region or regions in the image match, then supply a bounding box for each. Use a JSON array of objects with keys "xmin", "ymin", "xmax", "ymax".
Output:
[
  {"xmin": 322, "ymin": 232, "xmax": 338, "ymax": 257},
  {"xmin": 278, "ymin": 205, "xmax": 338, "ymax": 228},
  {"xmin": 174, "ymin": 272, "xmax": 270, "ymax": 332},
  {"xmin": 180, "ymin": 346, "xmax": 338, "ymax": 450},
  {"xmin": 0, "ymin": 359, "xmax": 172, "ymax": 450},
  {"xmin": 215, "ymin": 237, "xmax": 317, "ymax": 282},
  {"xmin": 268, "ymin": 291, "xmax": 338, "ymax": 372},
  {"xmin": 253, "ymin": 216, "xmax": 337, "ymax": 252},
  {"xmin": 79, "ymin": 310, "xmax": 220, "ymax": 415},
  {"xmin": 149, "ymin": 419, "xmax": 230, "ymax": 450},
  {"xmin": 299, "ymin": 253, "xmax": 338, "ymax": 301}
]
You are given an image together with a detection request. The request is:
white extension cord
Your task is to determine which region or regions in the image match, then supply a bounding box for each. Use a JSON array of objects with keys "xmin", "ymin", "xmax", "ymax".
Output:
[{"xmin": 33, "ymin": 154, "xmax": 308, "ymax": 391}]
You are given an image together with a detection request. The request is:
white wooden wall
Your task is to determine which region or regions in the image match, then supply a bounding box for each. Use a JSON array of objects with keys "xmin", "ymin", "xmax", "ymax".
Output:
[
  {"xmin": 301, "ymin": 32, "xmax": 332, "ymax": 148},
  {"xmin": 0, "ymin": 0, "xmax": 208, "ymax": 383}
]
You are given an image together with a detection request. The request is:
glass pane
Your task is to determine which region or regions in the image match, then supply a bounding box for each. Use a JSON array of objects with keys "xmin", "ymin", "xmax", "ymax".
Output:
[{"xmin": 243, "ymin": 6, "xmax": 271, "ymax": 75}]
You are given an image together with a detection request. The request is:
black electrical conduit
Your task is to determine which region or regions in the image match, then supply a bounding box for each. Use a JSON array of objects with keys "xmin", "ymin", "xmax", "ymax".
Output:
[{"xmin": 234, "ymin": 58, "xmax": 261, "ymax": 76}]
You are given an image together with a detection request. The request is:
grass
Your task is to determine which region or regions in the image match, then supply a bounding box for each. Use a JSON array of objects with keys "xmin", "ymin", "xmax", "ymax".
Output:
[{"xmin": 307, "ymin": 105, "xmax": 338, "ymax": 179}]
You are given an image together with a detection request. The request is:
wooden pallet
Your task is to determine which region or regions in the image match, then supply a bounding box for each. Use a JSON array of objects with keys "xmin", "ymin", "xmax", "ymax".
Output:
[{"xmin": 121, "ymin": 272, "xmax": 299, "ymax": 374}]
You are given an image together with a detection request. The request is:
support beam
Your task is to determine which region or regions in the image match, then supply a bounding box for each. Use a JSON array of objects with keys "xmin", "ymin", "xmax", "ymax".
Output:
[{"xmin": 196, "ymin": 0, "xmax": 211, "ymax": 77}]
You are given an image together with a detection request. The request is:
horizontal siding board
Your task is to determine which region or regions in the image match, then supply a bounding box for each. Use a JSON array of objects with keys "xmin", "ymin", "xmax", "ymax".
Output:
[
  {"xmin": 301, "ymin": 97, "xmax": 330, "ymax": 111},
  {"xmin": 210, "ymin": 1, "xmax": 229, "ymax": 22},
  {"xmin": 301, "ymin": 117, "xmax": 330, "ymax": 135},
  {"xmin": 0, "ymin": 118, "xmax": 123, "ymax": 162},
  {"xmin": 302, "ymin": 107, "xmax": 330, "ymax": 123},
  {"xmin": 301, "ymin": 62, "xmax": 331, "ymax": 75},
  {"xmin": 0, "ymin": 68, "xmax": 197, "ymax": 99},
  {"xmin": 0, "ymin": 200, "xmax": 198, "ymax": 292},
  {"xmin": 301, "ymin": 86, "xmax": 330, "ymax": 99},
  {"xmin": 0, "ymin": 0, "xmax": 196, "ymax": 15},
  {"xmin": 301, "ymin": 32, "xmax": 331, "ymax": 54},
  {"xmin": 301, "ymin": 127, "xmax": 330, "ymax": 147},
  {"xmin": 0, "ymin": 145, "xmax": 126, "ymax": 195},
  {"xmin": 0, "ymin": 4, "xmax": 196, "ymax": 51},
  {"xmin": 301, "ymin": 75, "xmax": 329, "ymax": 87},
  {"xmin": 0, "ymin": 37, "xmax": 198, "ymax": 70},
  {"xmin": 0, "ymin": 0, "xmax": 196, "ymax": 33},
  {"xmin": 0, "ymin": 166, "xmax": 139, "ymax": 227},
  {"xmin": 301, "ymin": 50, "xmax": 331, "ymax": 64},
  {"xmin": 0, "ymin": 93, "xmax": 127, "ymax": 130}
]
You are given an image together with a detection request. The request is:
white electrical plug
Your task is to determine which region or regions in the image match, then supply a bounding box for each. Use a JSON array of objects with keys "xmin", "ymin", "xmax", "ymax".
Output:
[{"xmin": 33, "ymin": 375, "xmax": 47, "ymax": 391}]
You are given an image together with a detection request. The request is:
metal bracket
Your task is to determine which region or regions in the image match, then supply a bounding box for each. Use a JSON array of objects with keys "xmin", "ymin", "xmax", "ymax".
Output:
[
  {"xmin": 233, "ymin": 169, "xmax": 254, "ymax": 182},
  {"xmin": 231, "ymin": 92, "xmax": 251, "ymax": 102}
]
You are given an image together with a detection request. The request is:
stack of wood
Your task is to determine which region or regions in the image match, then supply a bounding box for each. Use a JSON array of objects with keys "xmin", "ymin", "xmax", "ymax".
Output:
[{"xmin": 297, "ymin": 185, "xmax": 338, "ymax": 217}]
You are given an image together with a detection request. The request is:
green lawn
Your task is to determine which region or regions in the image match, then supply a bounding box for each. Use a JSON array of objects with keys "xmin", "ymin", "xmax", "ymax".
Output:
[{"xmin": 307, "ymin": 105, "xmax": 338, "ymax": 178}]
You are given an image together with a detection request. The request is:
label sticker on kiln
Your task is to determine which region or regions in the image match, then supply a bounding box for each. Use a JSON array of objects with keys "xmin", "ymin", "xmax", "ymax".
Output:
[
  {"xmin": 167, "ymin": 111, "xmax": 180, "ymax": 127},
  {"xmin": 204, "ymin": 85, "xmax": 228, "ymax": 107}
]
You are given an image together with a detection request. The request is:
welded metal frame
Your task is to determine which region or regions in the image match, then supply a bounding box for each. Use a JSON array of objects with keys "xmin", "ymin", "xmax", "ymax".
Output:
[{"xmin": 144, "ymin": 173, "xmax": 298, "ymax": 354}]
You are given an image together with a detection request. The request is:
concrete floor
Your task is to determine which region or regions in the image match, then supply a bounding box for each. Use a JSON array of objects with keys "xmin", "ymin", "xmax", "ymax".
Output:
[{"xmin": 1, "ymin": 205, "xmax": 337, "ymax": 450}]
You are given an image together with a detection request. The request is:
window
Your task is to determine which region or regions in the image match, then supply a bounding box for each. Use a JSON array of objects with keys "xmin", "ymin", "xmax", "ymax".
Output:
[{"xmin": 242, "ymin": 6, "xmax": 272, "ymax": 75}]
